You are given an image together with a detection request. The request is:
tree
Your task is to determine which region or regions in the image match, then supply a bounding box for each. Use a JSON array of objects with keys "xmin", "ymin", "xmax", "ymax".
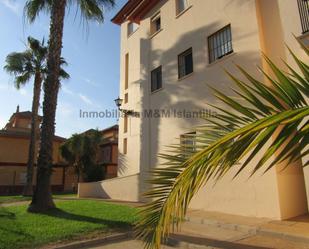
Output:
[
  {"xmin": 135, "ymin": 41, "xmax": 309, "ymax": 249},
  {"xmin": 4, "ymin": 37, "xmax": 69, "ymax": 196},
  {"xmin": 24, "ymin": 0, "xmax": 115, "ymax": 212},
  {"xmin": 60, "ymin": 129, "xmax": 104, "ymax": 184}
]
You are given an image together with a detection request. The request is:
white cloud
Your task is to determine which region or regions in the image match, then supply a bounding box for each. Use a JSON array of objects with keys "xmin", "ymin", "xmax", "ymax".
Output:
[
  {"xmin": 0, "ymin": 84, "xmax": 7, "ymax": 90},
  {"xmin": 60, "ymin": 85, "xmax": 101, "ymax": 108},
  {"xmin": 0, "ymin": 83, "xmax": 28, "ymax": 96},
  {"xmin": 19, "ymin": 89, "xmax": 27, "ymax": 96},
  {"xmin": 1, "ymin": 0, "xmax": 21, "ymax": 15},
  {"xmin": 57, "ymin": 102, "xmax": 74, "ymax": 117},
  {"xmin": 84, "ymin": 78, "xmax": 99, "ymax": 87},
  {"xmin": 79, "ymin": 93, "xmax": 93, "ymax": 106},
  {"xmin": 61, "ymin": 85, "xmax": 74, "ymax": 95}
]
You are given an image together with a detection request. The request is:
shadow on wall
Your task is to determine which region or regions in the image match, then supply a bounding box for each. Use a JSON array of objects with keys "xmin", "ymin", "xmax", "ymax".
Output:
[
  {"xmin": 136, "ymin": 13, "xmax": 267, "ymax": 199},
  {"xmin": 118, "ymin": 152, "xmax": 129, "ymax": 176}
]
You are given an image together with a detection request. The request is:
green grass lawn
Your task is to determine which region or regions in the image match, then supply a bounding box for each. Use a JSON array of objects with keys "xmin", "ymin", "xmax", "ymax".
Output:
[
  {"xmin": 0, "ymin": 193, "xmax": 76, "ymax": 204},
  {"xmin": 0, "ymin": 195, "xmax": 31, "ymax": 204},
  {"xmin": 0, "ymin": 200, "xmax": 137, "ymax": 249}
]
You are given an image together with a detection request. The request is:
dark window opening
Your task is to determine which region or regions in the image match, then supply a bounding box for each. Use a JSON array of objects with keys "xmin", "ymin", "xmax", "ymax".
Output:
[
  {"xmin": 208, "ymin": 25, "xmax": 233, "ymax": 64},
  {"xmin": 151, "ymin": 66, "xmax": 162, "ymax": 92},
  {"xmin": 151, "ymin": 14, "xmax": 161, "ymax": 35},
  {"xmin": 297, "ymin": 0, "xmax": 309, "ymax": 33},
  {"xmin": 178, "ymin": 48, "xmax": 193, "ymax": 79}
]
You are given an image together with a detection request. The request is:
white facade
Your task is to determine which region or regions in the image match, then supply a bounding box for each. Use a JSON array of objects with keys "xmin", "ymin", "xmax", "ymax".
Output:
[{"xmin": 80, "ymin": 0, "xmax": 309, "ymax": 220}]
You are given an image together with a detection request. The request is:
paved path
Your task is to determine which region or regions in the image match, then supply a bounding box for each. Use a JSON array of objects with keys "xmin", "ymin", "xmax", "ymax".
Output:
[
  {"xmin": 86, "ymin": 236, "xmax": 309, "ymax": 249},
  {"xmin": 87, "ymin": 240, "xmax": 175, "ymax": 249}
]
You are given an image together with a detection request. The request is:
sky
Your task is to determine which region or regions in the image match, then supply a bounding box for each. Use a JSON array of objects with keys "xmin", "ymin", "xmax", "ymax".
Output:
[{"xmin": 0, "ymin": 0, "xmax": 127, "ymax": 138}]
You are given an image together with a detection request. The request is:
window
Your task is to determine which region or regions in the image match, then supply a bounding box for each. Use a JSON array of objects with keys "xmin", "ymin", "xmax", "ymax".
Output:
[
  {"xmin": 123, "ymin": 138, "xmax": 127, "ymax": 154},
  {"xmin": 124, "ymin": 93, "xmax": 128, "ymax": 103},
  {"xmin": 124, "ymin": 53, "xmax": 129, "ymax": 90},
  {"xmin": 127, "ymin": 22, "xmax": 138, "ymax": 36},
  {"xmin": 208, "ymin": 25, "xmax": 233, "ymax": 64},
  {"xmin": 124, "ymin": 115, "xmax": 128, "ymax": 133},
  {"xmin": 176, "ymin": 0, "xmax": 189, "ymax": 15},
  {"xmin": 151, "ymin": 13, "xmax": 161, "ymax": 35},
  {"xmin": 19, "ymin": 172, "xmax": 27, "ymax": 185},
  {"xmin": 180, "ymin": 132, "xmax": 196, "ymax": 155},
  {"xmin": 178, "ymin": 48, "xmax": 193, "ymax": 79},
  {"xmin": 151, "ymin": 66, "xmax": 162, "ymax": 92},
  {"xmin": 297, "ymin": 0, "xmax": 309, "ymax": 33},
  {"xmin": 102, "ymin": 146, "xmax": 112, "ymax": 163}
]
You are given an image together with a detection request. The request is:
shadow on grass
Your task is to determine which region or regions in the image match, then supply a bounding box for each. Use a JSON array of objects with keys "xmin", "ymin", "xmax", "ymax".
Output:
[
  {"xmin": 41, "ymin": 208, "xmax": 133, "ymax": 228},
  {"xmin": 0, "ymin": 208, "xmax": 34, "ymax": 242},
  {"xmin": 0, "ymin": 208, "xmax": 15, "ymax": 219},
  {"xmin": 0, "ymin": 226, "xmax": 34, "ymax": 238}
]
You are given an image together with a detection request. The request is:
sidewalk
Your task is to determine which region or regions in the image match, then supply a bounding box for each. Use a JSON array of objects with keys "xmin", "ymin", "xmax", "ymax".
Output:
[{"xmin": 169, "ymin": 209, "xmax": 309, "ymax": 248}]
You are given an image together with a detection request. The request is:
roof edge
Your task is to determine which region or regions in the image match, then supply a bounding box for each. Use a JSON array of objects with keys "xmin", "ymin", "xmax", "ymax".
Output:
[{"xmin": 112, "ymin": 0, "xmax": 160, "ymax": 25}]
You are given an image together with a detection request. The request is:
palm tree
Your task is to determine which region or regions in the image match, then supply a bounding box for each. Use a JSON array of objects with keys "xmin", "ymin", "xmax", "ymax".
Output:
[
  {"xmin": 4, "ymin": 37, "xmax": 69, "ymax": 196},
  {"xmin": 24, "ymin": 0, "xmax": 115, "ymax": 212},
  {"xmin": 60, "ymin": 133, "xmax": 85, "ymax": 183},
  {"xmin": 135, "ymin": 41, "xmax": 309, "ymax": 249},
  {"xmin": 60, "ymin": 129, "xmax": 103, "ymax": 183}
]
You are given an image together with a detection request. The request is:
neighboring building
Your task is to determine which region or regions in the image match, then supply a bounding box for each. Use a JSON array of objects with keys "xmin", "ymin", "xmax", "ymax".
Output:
[
  {"xmin": 80, "ymin": 125, "xmax": 119, "ymax": 180},
  {"xmin": 0, "ymin": 106, "xmax": 77, "ymax": 194},
  {"xmin": 79, "ymin": 0, "xmax": 309, "ymax": 220},
  {"xmin": 98, "ymin": 125, "xmax": 119, "ymax": 179}
]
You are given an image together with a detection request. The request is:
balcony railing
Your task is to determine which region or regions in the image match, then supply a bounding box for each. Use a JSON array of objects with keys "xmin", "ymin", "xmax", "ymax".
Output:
[{"xmin": 298, "ymin": 0, "xmax": 309, "ymax": 33}]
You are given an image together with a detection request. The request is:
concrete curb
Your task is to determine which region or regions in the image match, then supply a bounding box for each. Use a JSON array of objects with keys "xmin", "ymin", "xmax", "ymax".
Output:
[
  {"xmin": 50, "ymin": 232, "xmax": 133, "ymax": 249},
  {"xmin": 257, "ymin": 228, "xmax": 309, "ymax": 244}
]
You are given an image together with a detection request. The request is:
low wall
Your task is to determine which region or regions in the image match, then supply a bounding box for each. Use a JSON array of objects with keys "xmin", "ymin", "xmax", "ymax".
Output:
[{"xmin": 78, "ymin": 173, "xmax": 140, "ymax": 202}]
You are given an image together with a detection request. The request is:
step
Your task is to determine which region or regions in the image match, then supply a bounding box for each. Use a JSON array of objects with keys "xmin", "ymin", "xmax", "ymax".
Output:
[
  {"xmin": 168, "ymin": 222, "xmax": 252, "ymax": 249},
  {"xmin": 166, "ymin": 212, "xmax": 309, "ymax": 248}
]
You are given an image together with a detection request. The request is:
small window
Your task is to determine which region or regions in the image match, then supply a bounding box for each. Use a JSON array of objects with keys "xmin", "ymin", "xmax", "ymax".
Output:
[
  {"xmin": 297, "ymin": 0, "xmax": 309, "ymax": 33},
  {"xmin": 208, "ymin": 25, "xmax": 233, "ymax": 64},
  {"xmin": 151, "ymin": 13, "xmax": 161, "ymax": 35},
  {"xmin": 102, "ymin": 146, "xmax": 112, "ymax": 163},
  {"xmin": 127, "ymin": 22, "xmax": 138, "ymax": 36},
  {"xmin": 124, "ymin": 93, "xmax": 128, "ymax": 103},
  {"xmin": 178, "ymin": 48, "xmax": 193, "ymax": 79},
  {"xmin": 180, "ymin": 132, "xmax": 196, "ymax": 155},
  {"xmin": 123, "ymin": 138, "xmax": 127, "ymax": 154},
  {"xmin": 124, "ymin": 115, "xmax": 128, "ymax": 133},
  {"xmin": 151, "ymin": 66, "xmax": 162, "ymax": 92},
  {"xmin": 176, "ymin": 0, "xmax": 189, "ymax": 15},
  {"xmin": 124, "ymin": 53, "xmax": 129, "ymax": 90}
]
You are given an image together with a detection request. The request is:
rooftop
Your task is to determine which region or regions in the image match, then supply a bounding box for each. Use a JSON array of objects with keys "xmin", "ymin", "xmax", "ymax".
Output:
[
  {"xmin": 0, "ymin": 129, "xmax": 66, "ymax": 142},
  {"xmin": 112, "ymin": 0, "xmax": 160, "ymax": 25}
]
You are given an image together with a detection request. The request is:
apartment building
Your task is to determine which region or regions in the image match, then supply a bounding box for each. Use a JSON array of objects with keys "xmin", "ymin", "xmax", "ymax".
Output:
[
  {"xmin": 0, "ymin": 106, "xmax": 77, "ymax": 194},
  {"xmin": 80, "ymin": 0, "xmax": 309, "ymax": 220}
]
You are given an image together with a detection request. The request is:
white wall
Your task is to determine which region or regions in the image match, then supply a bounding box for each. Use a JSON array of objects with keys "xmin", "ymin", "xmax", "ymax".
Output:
[{"xmin": 114, "ymin": 0, "xmax": 308, "ymax": 219}]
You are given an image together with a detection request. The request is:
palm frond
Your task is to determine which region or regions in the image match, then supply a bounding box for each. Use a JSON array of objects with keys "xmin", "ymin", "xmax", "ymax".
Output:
[
  {"xmin": 67, "ymin": 0, "xmax": 115, "ymax": 23},
  {"xmin": 135, "ymin": 41, "xmax": 309, "ymax": 249},
  {"xmin": 4, "ymin": 51, "xmax": 34, "ymax": 88},
  {"xmin": 24, "ymin": 0, "xmax": 52, "ymax": 23}
]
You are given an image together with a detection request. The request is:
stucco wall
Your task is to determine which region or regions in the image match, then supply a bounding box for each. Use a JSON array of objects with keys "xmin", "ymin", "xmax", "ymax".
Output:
[
  {"xmin": 114, "ymin": 0, "xmax": 309, "ymax": 219},
  {"xmin": 0, "ymin": 135, "xmax": 78, "ymax": 192},
  {"xmin": 78, "ymin": 173, "xmax": 140, "ymax": 202}
]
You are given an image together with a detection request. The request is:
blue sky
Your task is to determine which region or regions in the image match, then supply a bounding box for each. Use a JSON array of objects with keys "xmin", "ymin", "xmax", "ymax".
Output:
[{"xmin": 0, "ymin": 0, "xmax": 126, "ymax": 137}]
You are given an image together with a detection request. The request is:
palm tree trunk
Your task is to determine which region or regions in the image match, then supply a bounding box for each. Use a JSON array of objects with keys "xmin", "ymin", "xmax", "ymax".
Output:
[
  {"xmin": 28, "ymin": 0, "xmax": 66, "ymax": 212},
  {"xmin": 23, "ymin": 72, "xmax": 42, "ymax": 196}
]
